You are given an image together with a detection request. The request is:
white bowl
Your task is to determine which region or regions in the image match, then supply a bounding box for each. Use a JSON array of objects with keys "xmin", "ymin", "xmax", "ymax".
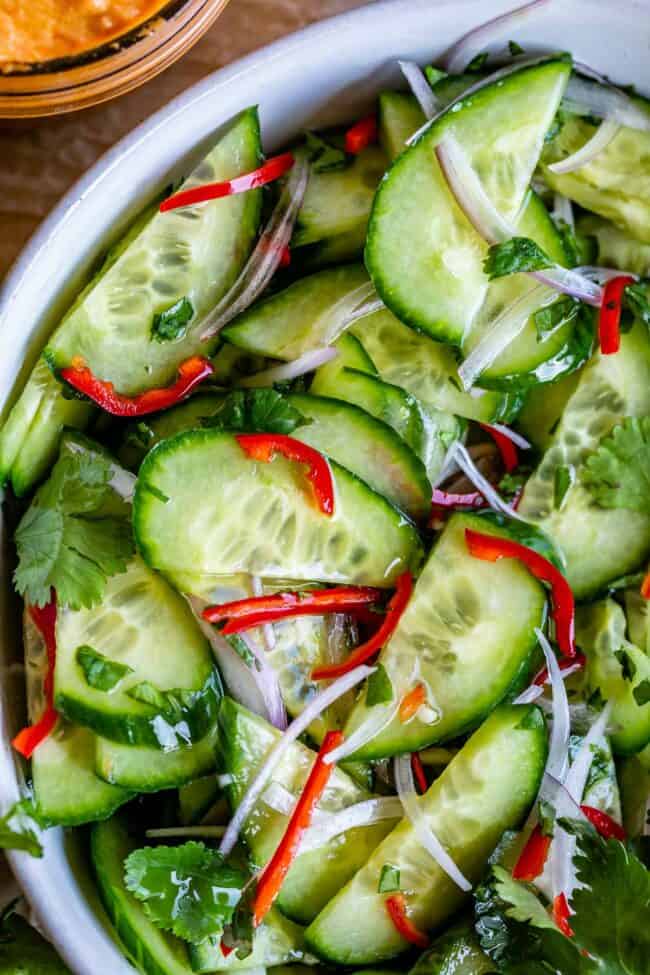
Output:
[{"xmin": 1, "ymin": 1, "xmax": 648, "ymax": 971}]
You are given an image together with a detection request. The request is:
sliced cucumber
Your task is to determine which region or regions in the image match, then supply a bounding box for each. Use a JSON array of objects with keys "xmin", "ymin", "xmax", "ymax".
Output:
[
  {"xmin": 572, "ymin": 731, "xmax": 621, "ymax": 824},
  {"xmin": 352, "ymin": 308, "xmax": 522, "ymax": 423},
  {"xmin": 366, "ymin": 59, "xmax": 571, "ymax": 343},
  {"xmin": 576, "ymin": 599, "xmax": 650, "ymax": 755},
  {"xmin": 222, "ymin": 265, "xmax": 370, "ymax": 360},
  {"xmin": 134, "ymin": 429, "xmax": 423, "ymax": 591},
  {"xmin": 305, "ymin": 705, "xmax": 547, "ymax": 965},
  {"xmin": 95, "ymin": 723, "xmax": 219, "ymax": 792},
  {"xmin": 577, "ymin": 214, "xmax": 650, "ymax": 277},
  {"xmin": 188, "ymin": 909, "xmax": 307, "ymax": 972},
  {"xmin": 54, "ymin": 556, "xmax": 221, "ymax": 748},
  {"xmin": 378, "ymin": 92, "xmax": 425, "ymax": 161},
  {"xmin": 310, "ymin": 331, "xmax": 377, "ymax": 387},
  {"xmin": 624, "ymin": 587, "xmax": 649, "ymax": 653},
  {"xmin": 292, "ymin": 223, "xmax": 369, "ymax": 271},
  {"xmin": 178, "ymin": 776, "xmax": 221, "ymax": 825},
  {"xmin": 118, "ymin": 394, "xmax": 223, "ymax": 470},
  {"xmin": 618, "ymin": 753, "xmax": 650, "ymax": 838},
  {"xmin": 517, "ymin": 370, "xmax": 581, "ymax": 451},
  {"xmin": 219, "ymin": 698, "xmax": 397, "ymax": 925},
  {"xmin": 408, "ymin": 919, "xmax": 493, "ymax": 975},
  {"xmin": 343, "ymin": 513, "xmax": 545, "ymax": 759},
  {"xmin": 518, "ymin": 320, "xmax": 650, "ymax": 598}
]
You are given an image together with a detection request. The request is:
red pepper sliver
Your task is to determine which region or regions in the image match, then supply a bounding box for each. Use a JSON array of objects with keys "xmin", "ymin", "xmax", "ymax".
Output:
[
  {"xmin": 202, "ymin": 586, "xmax": 382, "ymax": 631},
  {"xmin": 13, "ymin": 596, "xmax": 58, "ymax": 759},
  {"xmin": 512, "ymin": 824, "xmax": 551, "ymax": 881},
  {"xmin": 344, "ymin": 115, "xmax": 378, "ymax": 155},
  {"xmin": 641, "ymin": 571, "xmax": 650, "ymax": 600},
  {"xmin": 60, "ymin": 355, "xmax": 214, "ymax": 418},
  {"xmin": 411, "ymin": 753, "xmax": 428, "ymax": 794},
  {"xmin": 580, "ymin": 804, "xmax": 626, "ymax": 841},
  {"xmin": 552, "ymin": 892, "xmax": 574, "ymax": 938},
  {"xmin": 160, "ymin": 153, "xmax": 295, "ymax": 213},
  {"xmin": 431, "ymin": 488, "xmax": 485, "ymax": 511},
  {"xmin": 399, "ymin": 684, "xmax": 426, "ymax": 723},
  {"xmin": 479, "ymin": 423, "xmax": 519, "ymax": 473},
  {"xmin": 465, "ymin": 528, "xmax": 576, "ymax": 658},
  {"xmin": 385, "ymin": 893, "xmax": 430, "ymax": 949},
  {"xmin": 533, "ymin": 650, "xmax": 586, "ymax": 686},
  {"xmin": 220, "ymin": 941, "xmax": 234, "ymax": 958},
  {"xmin": 311, "ymin": 571, "xmax": 414, "ymax": 680},
  {"xmin": 598, "ymin": 275, "xmax": 635, "ymax": 355},
  {"xmin": 253, "ymin": 730, "xmax": 343, "ymax": 926},
  {"xmin": 236, "ymin": 433, "xmax": 335, "ymax": 517}
]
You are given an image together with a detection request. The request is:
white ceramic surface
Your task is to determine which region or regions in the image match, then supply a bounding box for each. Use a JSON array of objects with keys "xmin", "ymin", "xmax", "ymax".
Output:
[{"xmin": 1, "ymin": 1, "xmax": 649, "ymax": 971}]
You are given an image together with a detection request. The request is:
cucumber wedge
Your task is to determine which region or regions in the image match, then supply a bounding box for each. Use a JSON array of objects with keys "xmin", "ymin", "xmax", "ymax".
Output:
[
  {"xmin": 518, "ymin": 319, "xmax": 650, "ymax": 598},
  {"xmin": 577, "ymin": 214, "xmax": 650, "ymax": 276},
  {"xmin": 118, "ymin": 393, "xmax": 223, "ymax": 470},
  {"xmin": 178, "ymin": 776, "xmax": 221, "ymax": 825},
  {"xmin": 222, "ymin": 265, "xmax": 370, "ymax": 360},
  {"xmin": 95, "ymin": 723, "xmax": 219, "ymax": 792},
  {"xmin": 54, "ymin": 556, "xmax": 221, "ymax": 747},
  {"xmin": 343, "ymin": 513, "xmax": 545, "ymax": 759},
  {"xmin": 219, "ymin": 698, "xmax": 397, "ymax": 924},
  {"xmin": 134, "ymin": 430, "xmax": 423, "ymax": 590},
  {"xmin": 188, "ymin": 910, "xmax": 307, "ymax": 972},
  {"xmin": 293, "ymin": 224, "xmax": 369, "ymax": 271},
  {"xmin": 305, "ymin": 705, "xmax": 547, "ymax": 965},
  {"xmin": 366, "ymin": 59, "xmax": 571, "ymax": 343},
  {"xmin": 517, "ymin": 370, "xmax": 581, "ymax": 451},
  {"xmin": 408, "ymin": 919, "xmax": 493, "ymax": 975},
  {"xmin": 378, "ymin": 92, "xmax": 425, "ymax": 161},
  {"xmin": 310, "ymin": 331, "xmax": 377, "ymax": 385}
]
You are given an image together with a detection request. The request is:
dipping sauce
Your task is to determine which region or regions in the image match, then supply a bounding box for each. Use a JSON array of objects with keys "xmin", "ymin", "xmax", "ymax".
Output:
[{"xmin": 0, "ymin": 0, "xmax": 170, "ymax": 65}]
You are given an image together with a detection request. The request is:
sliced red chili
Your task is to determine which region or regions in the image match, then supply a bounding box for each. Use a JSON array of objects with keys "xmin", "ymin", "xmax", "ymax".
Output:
[
  {"xmin": 641, "ymin": 571, "xmax": 650, "ymax": 600},
  {"xmin": 344, "ymin": 115, "xmax": 378, "ymax": 155},
  {"xmin": 399, "ymin": 684, "xmax": 426, "ymax": 723},
  {"xmin": 580, "ymin": 804, "xmax": 626, "ymax": 841},
  {"xmin": 512, "ymin": 824, "xmax": 551, "ymax": 881},
  {"xmin": 253, "ymin": 730, "xmax": 343, "ymax": 926},
  {"xmin": 552, "ymin": 892, "xmax": 574, "ymax": 938},
  {"xmin": 60, "ymin": 355, "xmax": 214, "ymax": 418},
  {"xmin": 385, "ymin": 893, "xmax": 430, "ymax": 949},
  {"xmin": 160, "ymin": 153, "xmax": 295, "ymax": 213},
  {"xmin": 311, "ymin": 571, "xmax": 413, "ymax": 680},
  {"xmin": 431, "ymin": 488, "xmax": 485, "ymax": 511},
  {"xmin": 13, "ymin": 596, "xmax": 58, "ymax": 759},
  {"xmin": 236, "ymin": 433, "xmax": 335, "ymax": 516},
  {"xmin": 479, "ymin": 423, "xmax": 519, "ymax": 473},
  {"xmin": 411, "ymin": 753, "xmax": 428, "ymax": 794},
  {"xmin": 465, "ymin": 528, "xmax": 575, "ymax": 658},
  {"xmin": 598, "ymin": 275, "xmax": 635, "ymax": 355},
  {"xmin": 533, "ymin": 651, "xmax": 586, "ymax": 686},
  {"xmin": 220, "ymin": 942, "xmax": 234, "ymax": 959},
  {"xmin": 202, "ymin": 586, "xmax": 382, "ymax": 632}
]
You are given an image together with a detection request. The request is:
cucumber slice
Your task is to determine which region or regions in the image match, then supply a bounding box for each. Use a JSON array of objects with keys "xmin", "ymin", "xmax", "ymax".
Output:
[
  {"xmin": 351, "ymin": 308, "xmax": 522, "ymax": 423},
  {"xmin": 95, "ymin": 723, "xmax": 219, "ymax": 792},
  {"xmin": 292, "ymin": 223, "xmax": 369, "ymax": 271},
  {"xmin": 618, "ymin": 753, "xmax": 650, "ymax": 838},
  {"xmin": 311, "ymin": 331, "xmax": 377, "ymax": 386},
  {"xmin": 219, "ymin": 698, "xmax": 397, "ymax": 924},
  {"xmin": 378, "ymin": 92, "xmax": 425, "ymax": 161},
  {"xmin": 408, "ymin": 919, "xmax": 493, "ymax": 975},
  {"xmin": 178, "ymin": 776, "xmax": 221, "ymax": 826},
  {"xmin": 518, "ymin": 320, "xmax": 650, "ymax": 598},
  {"xmin": 343, "ymin": 513, "xmax": 545, "ymax": 759},
  {"xmin": 33, "ymin": 722, "xmax": 132, "ymax": 827},
  {"xmin": 134, "ymin": 429, "xmax": 423, "ymax": 590},
  {"xmin": 572, "ymin": 732, "xmax": 621, "ymax": 824},
  {"xmin": 54, "ymin": 556, "xmax": 221, "ymax": 747},
  {"xmin": 366, "ymin": 59, "xmax": 571, "ymax": 343},
  {"xmin": 576, "ymin": 599, "xmax": 650, "ymax": 755},
  {"xmin": 188, "ymin": 909, "xmax": 307, "ymax": 972},
  {"xmin": 517, "ymin": 370, "xmax": 581, "ymax": 451},
  {"xmin": 461, "ymin": 192, "xmax": 593, "ymax": 390},
  {"xmin": 222, "ymin": 265, "xmax": 371, "ymax": 360},
  {"xmin": 577, "ymin": 214, "xmax": 650, "ymax": 276},
  {"xmin": 118, "ymin": 394, "xmax": 223, "ymax": 470},
  {"xmin": 624, "ymin": 587, "xmax": 648, "ymax": 652},
  {"xmin": 304, "ymin": 704, "xmax": 547, "ymax": 965}
]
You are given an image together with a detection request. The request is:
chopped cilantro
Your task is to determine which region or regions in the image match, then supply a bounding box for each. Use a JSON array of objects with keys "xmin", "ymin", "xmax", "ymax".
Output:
[
  {"xmin": 508, "ymin": 40, "xmax": 524, "ymax": 56},
  {"xmin": 305, "ymin": 132, "xmax": 348, "ymax": 172},
  {"xmin": 581, "ymin": 417, "xmax": 650, "ymax": 514},
  {"xmin": 553, "ymin": 464, "xmax": 574, "ymax": 509},
  {"xmin": 483, "ymin": 237, "xmax": 553, "ymax": 280},
  {"xmin": 127, "ymin": 681, "xmax": 196, "ymax": 721},
  {"xmin": 534, "ymin": 297, "xmax": 579, "ymax": 339},
  {"xmin": 425, "ymin": 66, "xmax": 448, "ymax": 87},
  {"xmin": 614, "ymin": 646, "xmax": 637, "ymax": 682},
  {"xmin": 202, "ymin": 389, "xmax": 309, "ymax": 436},
  {"xmin": 226, "ymin": 634, "xmax": 259, "ymax": 671},
  {"xmin": 0, "ymin": 802, "xmax": 42, "ymax": 858},
  {"xmin": 466, "ymin": 52, "xmax": 489, "ymax": 72},
  {"xmin": 76, "ymin": 645, "xmax": 133, "ymax": 692},
  {"xmin": 633, "ymin": 679, "xmax": 650, "ymax": 706},
  {"xmin": 151, "ymin": 297, "xmax": 194, "ymax": 343},
  {"xmin": 366, "ymin": 664, "xmax": 394, "ymax": 707},
  {"xmin": 378, "ymin": 863, "xmax": 401, "ymax": 894}
]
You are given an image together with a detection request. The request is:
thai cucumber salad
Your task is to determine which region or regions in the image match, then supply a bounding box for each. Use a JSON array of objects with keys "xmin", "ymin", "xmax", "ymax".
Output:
[{"xmin": 3, "ymin": 3, "xmax": 650, "ymax": 973}]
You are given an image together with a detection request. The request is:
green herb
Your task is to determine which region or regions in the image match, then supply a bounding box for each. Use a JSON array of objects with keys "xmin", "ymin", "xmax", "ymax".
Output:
[
  {"xmin": 624, "ymin": 281, "xmax": 650, "ymax": 328},
  {"xmin": 76, "ymin": 645, "xmax": 133, "ymax": 692},
  {"xmin": 366, "ymin": 664, "xmax": 394, "ymax": 707},
  {"xmin": 615, "ymin": 647, "xmax": 637, "ymax": 682},
  {"xmin": 581, "ymin": 417, "xmax": 650, "ymax": 514},
  {"xmin": 226, "ymin": 634, "xmax": 259, "ymax": 671},
  {"xmin": 534, "ymin": 297, "xmax": 579, "ymax": 339},
  {"xmin": 151, "ymin": 297, "xmax": 194, "ymax": 343},
  {"xmin": 0, "ymin": 802, "xmax": 42, "ymax": 858},
  {"xmin": 143, "ymin": 483, "xmax": 170, "ymax": 504},
  {"xmin": 13, "ymin": 441, "xmax": 133, "ymax": 611},
  {"xmin": 203, "ymin": 389, "xmax": 308, "ymax": 436},
  {"xmin": 466, "ymin": 52, "xmax": 489, "ymax": 72},
  {"xmin": 221, "ymin": 885, "xmax": 255, "ymax": 960},
  {"xmin": 305, "ymin": 132, "xmax": 347, "ymax": 172},
  {"xmin": 483, "ymin": 237, "xmax": 553, "ymax": 280},
  {"xmin": 123, "ymin": 421, "xmax": 155, "ymax": 451},
  {"xmin": 378, "ymin": 863, "xmax": 401, "ymax": 893},
  {"xmin": 633, "ymin": 679, "xmax": 650, "ymax": 706},
  {"xmin": 0, "ymin": 898, "xmax": 70, "ymax": 971},
  {"xmin": 508, "ymin": 40, "xmax": 524, "ymax": 56},
  {"xmin": 553, "ymin": 464, "xmax": 574, "ymax": 509},
  {"xmin": 425, "ymin": 66, "xmax": 448, "ymax": 87},
  {"xmin": 124, "ymin": 842, "xmax": 246, "ymax": 944},
  {"xmin": 553, "ymin": 218, "xmax": 582, "ymax": 268},
  {"xmin": 498, "ymin": 471, "xmax": 527, "ymax": 502},
  {"xmin": 127, "ymin": 681, "xmax": 196, "ymax": 721}
]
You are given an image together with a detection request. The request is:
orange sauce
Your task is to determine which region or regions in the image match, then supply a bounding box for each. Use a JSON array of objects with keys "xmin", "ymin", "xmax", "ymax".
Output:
[{"xmin": 0, "ymin": 0, "xmax": 170, "ymax": 64}]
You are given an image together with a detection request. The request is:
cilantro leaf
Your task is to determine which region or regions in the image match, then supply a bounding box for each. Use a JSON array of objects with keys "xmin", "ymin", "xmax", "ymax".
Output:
[
  {"xmin": 425, "ymin": 66, "xmax": 448, "ymax": 87},
  {"xmin": 0, "ymin": 899, "xmax": 70, "ymax": 972},
  {"xmin": 534, "ymin": 297, "xmax": 579, "ymax": 339},
  {"xmin": 76, "ymin": 645, "xmax": 133, "ymax": 692},
  {"xmin": 483, "ymin": 237, "xmax": 553, "ymax": 280},
  {"xmin": 378, "ymin": 863, "xmax": 400, "ymax": 893},
  {"xmin": 226, "ymin": 634, "xmax": 258, "ymax": 670},
  {"xmin": 124, "ymin": 842, "xmax": 246, "ymax": 944},
  {"xmin": 305, "ymin": 132, "xmax": 347, "ymax": 172},
  {"xmin": 366, "ymin": 664, "xmax": 394, "ymax": 707},
  {"xmin": 634, "ymin": 679, "xmax": 650, "ymax": 706},
  {"xmin": 615, "ymin": 646, "xmax": 637, "ymax": 682},
  {"xmin": 581, "ymin": 417, "xmax": 650, "ymax": 514},
  {"xmin": 202, "ymin": 389, "xmax": 309, "ymax": 436},
  {"xmin": 127, "ymin": 681, "xmax": 197, "ymax": 722},
  {"xmin": 466, "ymin": 52, "xmax": 489, "ymax": 72},
  {"xmin": 509, "ymin": 40, "xmax": 524, "ymax": 55},
  {"xmin": 625, "ymin": 281, "xmax": 650, "ymax": 328},
  {"xmin": 151, "ymin": 297, "xmax": 194, "ymax": 343},
  {"xmin": 13, "ymin": 441, "xmax": 134, "ymax": 610},
  {"xmin": 0, "ymin": 802, "xmax": 42, "ymax": 858}
]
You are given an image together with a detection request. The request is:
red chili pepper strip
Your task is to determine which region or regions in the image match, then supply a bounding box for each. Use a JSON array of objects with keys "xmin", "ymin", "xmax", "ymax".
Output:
[
  {"xmin": 160, "ymin": 152, "xmax": 295, "ymax": 213},
  {"xmin": 512, "ymin": 824, "xmax": 551, "ymax": 881},
  {"xmin": 465, "ymin": 529, "xmax": 575, "ymax": 658},
  {"xmin": 598, "ymin": 275, "xmax": 635, "ymax": 355},
  {"xmin": 552, "ymin": 893, "xmax": 574, "ymax": 938},
  {"xmin": 345, "ymin": 115, "xmax": 378, "ymax": 155},
  {"xmin": 641, "ymin": 571, "xmax": 650, "ymax": 600},
  {"xmin": 202, "ymin": 586, "xmax": 382, "ymax": 632},
  {"xmin": 411, "ymin": 753, "xmax": 428, "ymax": 794},
  {"xmin": 385, "ymin": 893, "xmax": 430, "ymax": 949},
  {"xmin": 253, "ymin": 730, "xmax": 343, "ymax": 926},
  {"xmin": 13, "ymin": 597, "xmax": 58, "ymax": 759},
  {"xmin": 60, "ymin": 355, "xmax": 214, "ymax": 418},
  {"xmin": 431, "ymin": 488, "xmax": 485, "ymax": 510},
  {"xmin": 580, "ymin": 805, "xmax": 626, "ymax": 841},
  {"xmin": 479, "ymin": 423, "xmax": 519, "ymax": 473},
  {"xmin": 236, "ymin": 434, "xmax": 335, "ymax": 517},
  {"xmin": 311, "ymin": 572, "xmax": 414, "ymax": 680},
  {"xmin": 220, "ymin": 942, "xmax": 234, "ymax": 958},
  {"xmin": 399, "ymin": 684, "xmax": 426, "ymax": 723},
  {"xmin": 533, "ymin": 651, "xmax": 586, "ymax": 686}
]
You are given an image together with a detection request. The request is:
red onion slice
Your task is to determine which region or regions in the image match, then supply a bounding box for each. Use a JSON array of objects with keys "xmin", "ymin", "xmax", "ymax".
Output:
[
  {"xmin": 443, "ymin": 0, "xmax": 552, "ymax": 74},
  {"xmin": 548, "ymin": 117, "xmax": 621, "ymax": 174},
  {"xmin": 450, "ymin": 442, "xmax": 524, "ymax": 522},
  {"xmin": 536, "ymin": 628, "xmax": 571, "ymax": 791},
  {"xmin": 551, "ymin": 193, "xmax": 574, "ymax": 230},
  {"xmin": 300, "ymin": 797, "xmax": 403, "ymax": 853},
  {"xmin": 240, "ymin": 632, "xmax": 288, "ymax": 732},
  {"xmin": 488, "ymin": 424, "xmax": 531, "ymax": 450},
  {"xmin": 398, "ymin": 59, "xmax": 440, "ymax": 119},
  {"xmin": 513, "ymin": 684, "xmax": 545, "ymax": 705},
  {"xmin": 565, "ymin": 74, "xmax": 650, "ymax": 133},
  {"xmin": 239, "ymin": 348, "xmax": 338, "ymax": 388},
  {"xmin": 323, "ymin": 700, "xmax": 399, "ymax": 766}
]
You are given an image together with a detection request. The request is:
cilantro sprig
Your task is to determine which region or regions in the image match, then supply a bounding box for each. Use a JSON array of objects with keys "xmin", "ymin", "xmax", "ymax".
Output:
[
  {"xmin": 202, "ymin": 389, "xmax": 309, "ymax": 436},
  {"xmin": 483, "ymin": 237, "xmax": 553, "ymax": 280}
]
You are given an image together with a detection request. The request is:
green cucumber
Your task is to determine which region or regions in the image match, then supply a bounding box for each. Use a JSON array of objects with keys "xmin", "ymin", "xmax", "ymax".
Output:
[
  {"xmin": 178, "ymin": 776, "xmax": 221, "ymax": 825},
  {"xmin": 188, "ymin": 910, "xmax": 307, "ymax": 972},
  {"xmin": 575, "ymin": 599, "xmax": 650, "ymax": 755},
  {"xmin": 571, "ymin": 732, "xmax": 621, "ymax": 824},
  {"xmin": 343, "ymin": 513, "xmax": 545, "ymax": 759},
  {"xmin": 311, "ymin": 331, "xmax": 377, "ymax": 384},
  {"xmin": 118, "ymin": 394, "xmax": 223, "ymax": 470},
  {"xmin": 95, "ymin": 723, "xmax": 219, "ymax": 792},
  {"xmin": 351, "ymin": 308, "xmax": 522, "ymax": 423},
  {"xmin": 292, "ymin": 224, "xmax": 369, "ymax": 271},
  {"xmin": 408, "ymin": 919, "xmax": 493, "ymax": 975},
  {"xmin": 366, "ymin": 59, "xmax": 571, "ymax": 343},
  {"xmin": 517, "ymin": 370, "xmax": 581, "ymax": 451},
  {"xmin": 222, "ymin": 265, "xmax": 371, "ymax": 360},
  {"xmin": 618, "ymin": 753, "xmax": 650, "ymax": 838},
  {"xmin": 378, "ymin": 92, "xmax": 425, "ymax": 161},
  {"xmin": 577, "ymin": 214, "xmax": 650, "ymax": 276},
  {"xmin": 54, "ymin": 556, "xmax": 221, "ymax": 748},
  {"xmin": 518, "ymin": 320, "xmax": 650, "ymax": 598},
  {"xmin": 625, "ymin": 587, "xmax": 649, "ymax": 652},
  {"xmin": 305, "ymin": 705, "xmax": 547, "ymax": 965},
  {"xmin": 219, "ymin": 698, "xmax": 397, "ymax": 924},
  {"xmin": 133, "ymin": 429, "xmax": 423, "ymax": 591}
]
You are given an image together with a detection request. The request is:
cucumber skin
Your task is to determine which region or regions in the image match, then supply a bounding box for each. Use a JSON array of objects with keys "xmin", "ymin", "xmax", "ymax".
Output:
[{"xmin": 95, "ymin": 723, "xmax": 219, "ymax": 792}]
